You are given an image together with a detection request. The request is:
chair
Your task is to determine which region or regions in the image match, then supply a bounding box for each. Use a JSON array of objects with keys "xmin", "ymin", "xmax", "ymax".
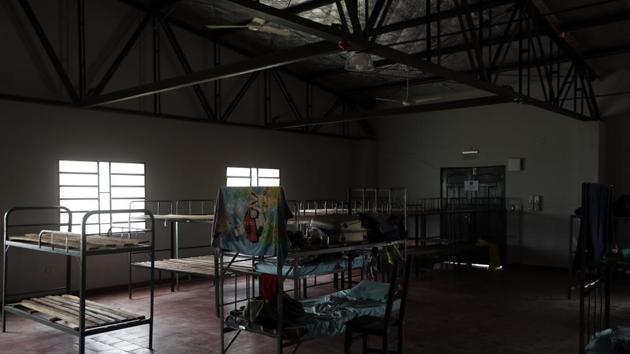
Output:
[{"xmin": 344, "ymin": 256, "xmax": 412, "ymax": 354}]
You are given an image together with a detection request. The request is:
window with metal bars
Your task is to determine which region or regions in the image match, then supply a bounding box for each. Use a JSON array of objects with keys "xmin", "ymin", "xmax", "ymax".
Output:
[
  {"xmin": 58, "ymin": 160, "xmax": 146, "ymax": 234},
  {"xmin": 226, "ymin": 167, "xmax": 280, "ymax": 187}
]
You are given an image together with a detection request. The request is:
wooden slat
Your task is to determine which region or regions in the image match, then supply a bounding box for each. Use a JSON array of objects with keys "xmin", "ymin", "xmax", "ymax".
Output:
[
  {"xmin": 11, "ymin": 295, "xmax": 144, "ymax": 331},
  {"xmin": 9, "ymin": 233, "xmax": 147, "ymax": 251},
  {"xmin": 43, "ymin": 296, "xmax": 126, "ymax": 323},
  {"xmin": 30, "ymin": 298, "xmax": 108, "ymax": 326},
  {"xmin": 19, "ymin": 300, "xmax": 90, "ymax": 328},
  {"xmin": 61, "ymin": 295, "xmax": 143, "ymax": 320}
]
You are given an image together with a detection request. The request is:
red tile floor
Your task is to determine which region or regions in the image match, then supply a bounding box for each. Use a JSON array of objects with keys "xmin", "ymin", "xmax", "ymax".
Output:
[{"xmin": 2, "ymin": 267, "xmax": 626, "ymax": 354}]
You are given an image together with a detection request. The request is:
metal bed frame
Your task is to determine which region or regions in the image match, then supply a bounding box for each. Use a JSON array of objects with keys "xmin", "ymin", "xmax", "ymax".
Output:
[
  {"xmin": 406, "ymin": 197, "xmax": 508, "ymax": 274},
  {"xmin": 216, "ymin": 187, "xmax": 408, "ymax": 353},
  {"xmin": 216, "ymin": 240, "xmax": 406, "ymax": 354},
  {"xmin": 579, "ymin": 267, "xmax": 610, "ymax": 354},
  {"xmin": 129, "ymin": 199, "xmax": 215, "ymax": 297},
  {"xmin": 1, "ymin": 206, "xmax": 155, "ymax": 354},
  {"xmin": 283, "ymin": 188, "xmax": 407, "ymax": 296},
  {"xmin": 406, "ymin": 197, "xmax": 506, "ymax": 247}
]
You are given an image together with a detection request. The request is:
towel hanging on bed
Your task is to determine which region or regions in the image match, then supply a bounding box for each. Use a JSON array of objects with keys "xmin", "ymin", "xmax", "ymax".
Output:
[{"xmin": 213, "ymin": 187, "xmax": 293, "ymax": 262}]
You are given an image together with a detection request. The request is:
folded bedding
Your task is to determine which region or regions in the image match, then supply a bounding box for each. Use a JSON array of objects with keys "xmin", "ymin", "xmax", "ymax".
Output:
[{"xmin": 301, "ymin": 214, "xmax": 365, "ymax": 230}]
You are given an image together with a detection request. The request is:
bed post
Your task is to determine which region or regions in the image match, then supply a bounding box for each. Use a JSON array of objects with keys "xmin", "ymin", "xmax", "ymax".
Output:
[
  {"xmin": 79, "ymin": 213, "xmax": 89, "ymax": 354},
  {"xmin": 277, "ymin": 255, "xmax": 283, "ymax": 354},
  {"xmin": 1, "ymin": 210, "xmax": 9, "ymax": 333},
  {"xmin": 218, "ymin": 250, "xmax": 225, "ymax": 354},
  {"xmin": 148, "ymin": 212, "xmax": 155, "ymax": 350},
  {"xmin": 65, "ymin": 209, "xmax": 73, "ymax": 296}
]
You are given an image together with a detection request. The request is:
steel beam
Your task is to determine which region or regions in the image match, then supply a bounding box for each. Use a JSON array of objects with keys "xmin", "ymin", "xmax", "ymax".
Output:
[
  {"xmin": 153, "ymin": 15, "xmax": 161, "ymax": 114},
  {"xmin": 373, "ymin": 0, "xmax": 513, "ymax": 36},
  {"xmin": 0, "ymin": 93, "xmax": 371, "ymax": 140},
  {"xmin": 223, "ymin": 0, "xmax": 601, "ymax": 120},
  {"xmin": 340, "ymin": 42, "xmax": 630, "ymax": 94},
  {"xmin": 308, "ymin": 8, "xmax": 630, "ymax": 80},
  {"xmin": 162, "ymin": 22, "xmax": 216, "ymax": 120},
  {"xmin": 91, "ymin": 14, "xmax": 152, "ymax": 97},
  {"xmin": 17, "ymin": 0, "xmax": 79, "ymax": 103},
  {"xmin": 271, "ymin": 96, "xmax": 511, "ymax": 129},
  {"xmin": 222, "ymin": 72, "xmax": 259, "ymax": 121},
  {"xmin": 221, "ymin": 0, "xmax": 600, "ymax": 120},
  {"xmin": 85, "ymin": 41, "xmax": 339, "ymax": 106},
  {"xmin": 286, "ymin": 0, "xmax": 336, "ymax": 14},
  {"xmin": 77, "ymin": 0, "xmax": 86, "ymax": 100},
  {"xmin": 116, "ymin": 0, "xmax": 370, "ymax": 107},
  {"xmin": 220, "ymin": 0, "xmax": 517, "ymax": 97},
  {"xmin": 271, "ymin": 70, "xmax": 303, "ymax": 121}
]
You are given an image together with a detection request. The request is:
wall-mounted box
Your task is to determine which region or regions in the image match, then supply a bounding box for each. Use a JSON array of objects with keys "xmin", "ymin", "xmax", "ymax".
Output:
[{"xmin": 507, "ymin": 158, "xmax": 523, "ymax": 172}]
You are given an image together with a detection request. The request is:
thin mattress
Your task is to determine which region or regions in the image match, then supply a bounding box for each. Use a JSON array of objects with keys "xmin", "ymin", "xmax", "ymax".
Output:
[
  {"xmin": 255, "ymin": 257, "xmax": 364, "ymax": 277},
  {"xmin": 300, "ymin": 280, "xmax": 400, "ymax": 338}
]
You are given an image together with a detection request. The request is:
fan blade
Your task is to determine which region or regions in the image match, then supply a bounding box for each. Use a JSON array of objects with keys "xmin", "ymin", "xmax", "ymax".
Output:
[
  {"xmin": 206, "ymin": 24, "xmax": 250, "ymax": 29},
  {"xmin": 411, "ymin": 97, "xmax": 443, "ymax": 104},
  {"xmin": 375, "ymin": 98, "xmax": 400, "ymax": 103},
  {"xmin": 258, "ymin": 25, "xmax": 292, "ymax": 37}
]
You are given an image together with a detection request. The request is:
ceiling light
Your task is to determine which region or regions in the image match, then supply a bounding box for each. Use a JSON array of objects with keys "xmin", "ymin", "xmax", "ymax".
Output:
[
  {"xmin": 462, "ymin": 149, "xmax": 479, "ymax": 159},
  {"xmin": 345, "ymin": 52, "xmax": 374, "ymax": 72}
]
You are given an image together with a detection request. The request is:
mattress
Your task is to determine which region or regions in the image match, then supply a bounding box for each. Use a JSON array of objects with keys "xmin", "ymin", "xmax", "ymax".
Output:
[
  {"xmin": 255, "ymin": 256, "xmax": 364, "ymax": 277},
  {"xmin": 585, "ymin": 327, "xmax": 630, "ymax": 354},
  {"xmin": 586, "ymin": 329, "xmax": 614, "ymax": 354},
  {"xmin": 300, "ymin": 280, "xmax": 400, "ymax": 338}
]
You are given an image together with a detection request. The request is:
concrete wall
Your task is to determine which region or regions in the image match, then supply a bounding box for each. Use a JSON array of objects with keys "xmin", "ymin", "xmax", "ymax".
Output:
[
  {"xmin": 374, "ymin": 102, "xmax": 601, "ymax": 267},
  {"xmin": 0, "ymin": 100, "xmax": 364, "ymax": 294}
]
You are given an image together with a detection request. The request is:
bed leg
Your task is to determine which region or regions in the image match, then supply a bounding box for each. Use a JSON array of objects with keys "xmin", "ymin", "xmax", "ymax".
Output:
[
  {"xmin": 382, "ymin": 333, "xmax": 388, "ymax": 354},
  {"xmin": 1, "ymin": 245, "xmax": 8, "ymax": 332},
  {"xmin": 79, "ymin": 336, "xmax": 85, "ymax": 354},
  {"xmin": 128, "ymin": 252, "xmax": 133, "ymax": 300},
  {"xmin": 344, "ymin": 328, "xmax": 353, "ymax": 354},
  {"xmin": 362, "ymin": 333, "xmax": 369, "ymax": 353}
]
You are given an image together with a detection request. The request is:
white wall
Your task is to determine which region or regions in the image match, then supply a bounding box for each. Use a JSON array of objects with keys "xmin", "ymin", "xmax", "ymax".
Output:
[
  {"xmin": 0, "ymin": 100, "xmax": 364, "ymax": 294},
  {"xmin": 374, "ymin": 102, "xmax": 601, "ymax": 267}
]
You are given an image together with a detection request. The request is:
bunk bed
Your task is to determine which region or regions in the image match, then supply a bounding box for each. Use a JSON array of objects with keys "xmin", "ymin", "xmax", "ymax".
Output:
[
  {"xmin": 129, "ymin": 199, "xmax": 215, "ymax": 296},
  {"xmin": 570, "ymin": 182, "xmax": 630, "ymax": 354},
  {"xmin": 406, "ymin": 197, "xmax": 506, "ymax": 273},
  {"xmin": 214, "ymin": 186, "xmax": 407, "ymax": 354},
  {"xmin": 270, "ymin": 188, "xmax": 407, "ymax": 298},
  {"xmin": 1, "ymin": 206, "xmax": 156, "ymax": 354}
]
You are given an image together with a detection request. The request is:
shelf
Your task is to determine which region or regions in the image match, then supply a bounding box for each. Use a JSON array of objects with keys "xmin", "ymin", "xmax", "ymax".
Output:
[{"xmin": 5, "ymin": 295, "xmax": 146, "ymax": 335}]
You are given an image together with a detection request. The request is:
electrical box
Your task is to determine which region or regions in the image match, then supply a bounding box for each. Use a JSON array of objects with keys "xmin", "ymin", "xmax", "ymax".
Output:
[
  {"xmin": 528, "ymin": 195, "xmax": 543, "ymax": 211},
  {"xmin": 507, "ymin": 158, "xmax": 523, "ymax": 172}
]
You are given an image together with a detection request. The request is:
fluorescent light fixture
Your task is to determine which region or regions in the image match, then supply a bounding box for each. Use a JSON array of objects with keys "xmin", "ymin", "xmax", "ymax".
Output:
[
  {"xmin": 445, "ymin": 261, "xmax": 502, "ymax": 270},
  {"xmin": 462, "ymin": 149, "xmax": 479, "ymax": 155},
  {"xmin": 462, "ymin": 149, "xmax": 479, "ymax": 159}
]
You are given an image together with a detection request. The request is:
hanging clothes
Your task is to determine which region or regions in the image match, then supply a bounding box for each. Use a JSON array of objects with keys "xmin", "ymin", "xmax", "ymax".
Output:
[{"xmin": 213, "ymin": 187, "xmax": 293, "ymax": 262}]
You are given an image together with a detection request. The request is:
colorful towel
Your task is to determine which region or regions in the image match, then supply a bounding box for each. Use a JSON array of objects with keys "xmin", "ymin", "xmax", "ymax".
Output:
[{"xmin": 213, "ymin": 187, "xmax": 292, "ymax": 261}]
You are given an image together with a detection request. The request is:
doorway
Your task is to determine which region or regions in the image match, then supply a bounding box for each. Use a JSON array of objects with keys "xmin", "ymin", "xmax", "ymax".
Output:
[{"xmin": 440, "ymin": 166, "xmax": 507, "ymax": 265}]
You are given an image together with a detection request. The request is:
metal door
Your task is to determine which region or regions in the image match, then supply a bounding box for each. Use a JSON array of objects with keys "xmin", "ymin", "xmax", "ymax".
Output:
[{"xmin": 440, "ymin": 166, "xmax": 507, "ymax": 264}]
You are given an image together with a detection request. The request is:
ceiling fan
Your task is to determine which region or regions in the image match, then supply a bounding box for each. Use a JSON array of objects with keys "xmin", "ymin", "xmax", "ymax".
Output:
[
  {"xmin": 376, "ymin": 77, "xmax": 442, "ymax": 106},
  {"xmin": 205, "ymin": 17, "xmax": 292, "ymax": 37}
]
